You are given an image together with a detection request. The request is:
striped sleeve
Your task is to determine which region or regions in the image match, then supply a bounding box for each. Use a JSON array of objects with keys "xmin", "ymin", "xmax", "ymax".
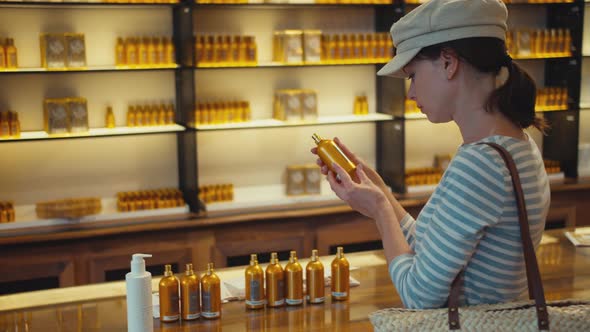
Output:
[
  {"xmin": 399, "ymin": 213, "xmax": 417, "ymax": 250},
  {"xmin": 389, "ymin": 147, "xmax": 507, "ymax": 309}
]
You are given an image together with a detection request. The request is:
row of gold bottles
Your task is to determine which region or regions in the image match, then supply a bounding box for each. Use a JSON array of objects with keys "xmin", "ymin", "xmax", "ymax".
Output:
[
  {"xmin": 116, "ymin": 189, "xmax": 185, "ymax": 212},
  {"xmin": 405, "ymin": 86, "xmax": 569, "ymax": 114},
  {"xmin": 195, "ymin": 35, "xmax": 258, "ymax": 66},
  {"xmin": 0, "ymin": 202, "xmax": 16, "ymax": 223},
  {"xmin": 126, "ymin": 103, "xmax": 176, "ymax": 127},
  {"xmin": 36, "ymin": 197, "xmax": 102, "ymax": 219},
  {"xmin": 406, "ymin": 167, "xmax": 443, "ymax": 186},
  {"xmin": 245, "ymin": 248, "xmax": 349, "ymax": 310},
  {"xmin": 506, "ymin": 28, "xmax": 571, "ymax": 58},
  {"xmin": 322, "ymin": 33, "xmax": 393, "ymax": 63},
  {"xmin": 353, "ymin": 95, "xmax": 369, "ymax": 115},
  {"xmin": 193, "ymin": 101, "xmax": 252, "ymax": 126},
  {"xmin": 0, "ymin": 111, "xmax": 21, "ymax": 138},
  {"xmin": 159, "ymin": 263, "xmax": 221, "ymax": 322},
  {"xmin": 536, "ymin": 87, "xmax": 568, "ymax": 111},
  {"xmin": 0, "ymin": 38, "xmax": 18, "ymax": 69},
  {"xmin": 544, "ymin": 160, "xmax": 561, "ymax": 174},
  {"xmin": 196, "ymin": 0, "xmax": 391, "ymax": 3},
  {"xmin": 104, "ymin": 0, "xmax": 178, "ymax": 3},
  {"xmin": 115, "ymin": 36, "xmax": 175, "ymax": 67},
  {"xmin": 198, "ymin": 184, "xmax": 234, "ymax": 204}
]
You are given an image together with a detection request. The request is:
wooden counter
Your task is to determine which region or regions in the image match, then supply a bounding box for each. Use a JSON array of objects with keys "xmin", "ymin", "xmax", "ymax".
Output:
[{"xmin": 1, "ymin": 229, "xmax": 589, "ymax": 331}]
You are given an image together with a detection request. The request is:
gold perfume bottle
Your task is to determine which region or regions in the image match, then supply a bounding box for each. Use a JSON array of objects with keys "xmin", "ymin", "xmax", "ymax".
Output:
[
  {"xmin": 127, "ymin": 106, "xmax": 136, "ymax": 127},
  {"xmin": 125, "ymin": 37, "xmax": 138, "ymax": 66},
  {"xmin": 0, "ymin": 39, "xmax": 6, "ymax": 69},
  {"xmin": 115, "ymin": 37, "xmax": 125, "ymax": 66},
  {"xmin": 246, "ymin": 36, "xmax": 257, "ymax": 65},
  {"xmin": 8, "ymin": 111, "xmax": 20, "ymax": 138},
  {"xmin": 147, "ymin": 37, "xmax": 157, "ymax": 65},
  {"xmin": 181, "ymin": 263, "xmax": 201, "ymax": 320},
  {"xmin": 265, "ymin": 252, "xmax": 285, "ymax": 307},
  {"xmin": 245, "ymin": 254, "xmax": 265, "ymax": 310},
  {"xmin": 306, "ymin": 249, "xmax": 325, "ymax": 304},
  {"xmin": 331, "ymin": 246, "xmax": 350, "ymax": 301},
  {"xmin": 6, "ymin": 38, "xmax": 17, "ymax": 68},
  {"xmin": 285, "ymin": 251, "xmax": 303, "ymax": 306},
  {"xmin": 312, "ymin": 133, "xmax": 357, "ymax": 180},
  {"xmin": 105, "ymin": 106, "xmax": 115, "ymax": 128},
  {"xmin": 164, "ymin": 37, "xmax": 175, "ymax": 65},
  {"xmin": 0, "ymin": 112, "xmax": 10, "ymax": 138},
  {"xmin": 201, "ymin": 263, "xmax": 221, "ymax": 319},
  {"xmin": 159, "ymin": 264, "xmax": 180, "ymax": 322}
]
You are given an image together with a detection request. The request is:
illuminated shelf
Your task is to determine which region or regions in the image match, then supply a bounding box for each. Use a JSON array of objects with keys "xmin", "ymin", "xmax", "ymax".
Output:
[
  {"xmin": 0, "ymin": 1, "xmax": 176, "ymax": 8},
  {"xmin": 0, "ymin": 65, "xmax": 178, "ymax": 75},
  {"xmin": 581, "ymin": 102, "xmax": 590, "ymax": 110},
  {"xmin": 195, "ymin": 60, "xmax": 388, "ymax": 69},
  {"xmin": 403, "ymin": 106, "xmax": 567, "ymax": 120},
  {"xmin": 204, "ymin": 183, "xmax": 343, "ymax": 217},
  {"xmin": 0, "ymin": 198, "xmax": 189, "ymax": 233},
  {"xmin": 511, "ymin": 53, "xmax": 572, "ymax": 60},
  {"xmin": 192, "ymin": 113, "xmax": 393, "ymax": 131},
  {"xmin": 0, "ymin": 124, "xmax": 186, "ymax": 143}
]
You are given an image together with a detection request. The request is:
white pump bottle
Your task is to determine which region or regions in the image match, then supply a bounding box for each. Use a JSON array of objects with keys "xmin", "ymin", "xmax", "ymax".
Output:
[{"xmin": 126, "ymin": 253, "xmax": 153, "ymax": 332}]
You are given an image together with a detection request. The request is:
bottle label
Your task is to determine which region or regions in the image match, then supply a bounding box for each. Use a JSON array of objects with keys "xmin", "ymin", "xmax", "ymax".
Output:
[
  {"xmin": 310, "ymin": 296, "xmax": 325, "ymax": 304},
  {"xmin": 202, "ymin": 290, "xmax": 211, "ymax": 312},
  {"xmin": 286, "ymin": 298, "xmax": 303, "ymax": 305},
  {"xmin": 277, "ymin": 279, "xmax": 284, "ymax": 300},
  {"xmin": 189, "ymin": 293, "xmax": 199, "ymax": 312},
  {"xmin": 271, "ymin": 299, "xmax": 285, "ymax": 306},
  {"xmin": 202, "ymin": 311, "xmax": 220, "ymax": 318},
  {"xmin": 249, "ymin": 279, "xmax": 262, "ymax": 301},
  {"xmin": 161, "ymin": 314, "xmax": 179, "ymax": 322},
  {"xmin": 170, "ymin": 292, "xmax": 180, "ymax": 315},
  {"xmin": 246, "ymin": 299, "xmax": 266, "ymax": 306},
  {"xmin": 184, "ymin": 313, "xmax": 200, "ymax": 320},
  {"xmin": 332, "ymin": 291, "xmax": 348, "ymax": 297}
]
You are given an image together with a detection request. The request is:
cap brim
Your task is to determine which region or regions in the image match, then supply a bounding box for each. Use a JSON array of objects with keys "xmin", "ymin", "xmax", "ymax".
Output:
[{"xmin": 376, "ymin": 47, "xmax": 422, "ymax": 78}]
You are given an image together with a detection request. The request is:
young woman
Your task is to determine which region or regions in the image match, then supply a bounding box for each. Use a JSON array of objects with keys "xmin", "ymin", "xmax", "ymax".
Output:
[{"xmin": 312, "ymin": 0, "xmax": 550, "ymax": 309}]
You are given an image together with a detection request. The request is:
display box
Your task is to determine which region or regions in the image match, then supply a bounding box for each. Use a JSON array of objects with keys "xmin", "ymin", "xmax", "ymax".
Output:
[
  {"xmin": 40, "ymin": 33, "xmax": 67, "ymax": 69},
  {"xmin": 44, "ymin": 98, "xmax": 69, "ymax": 134},
  {"xmin": 273, "ymin": 30, "xmax": 303, "ymax": 64},
  {"xmin": 303, "ymin": 30, "xmax": 322, "ymax": 63},
  {"xmin": 67, "ymin": 97, "xmax": 89, "ymax": 133},
  {"xmin": 303, "ymin": 165, "xmax": 321, "ymax": 195},
  {"xmin": 286, "ymin": 165, "xmax": 306, "ymax": 196},
  {"xmin": 300, "ymin": 89, "xmax": 318, "ymax": 120},
  {"xmin": 274, "ymin": 90, "xmax": 302, "ymax": 121},
  {"xmin": 65, "ymin": 33, "xmax": 87, "ymax": 69}
]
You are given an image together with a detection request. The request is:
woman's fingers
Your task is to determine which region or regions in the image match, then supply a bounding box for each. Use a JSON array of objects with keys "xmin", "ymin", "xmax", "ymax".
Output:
[{"xmin": 334, "ymin": 137, "xmax": 361, "ymax": 165}]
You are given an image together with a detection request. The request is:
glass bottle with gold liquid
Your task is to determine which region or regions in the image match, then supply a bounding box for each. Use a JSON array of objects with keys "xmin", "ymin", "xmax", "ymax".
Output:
[
  {"xmin": 139, "ymin": 37, "xmax": 149, "ymax": 66},
  {"xmin": 166, "ymin": 104, "xmax": 175, "ymax": 124},
  {"xmin": 135, "ymin": 105, "xmax": 144, "ymax": 127},
  {"xmin": 6, "ymin": 38, "xmax": 17, "ymax": 69},
  {"xmin": 127, "ymin": 105, "xmax": 136, "ymax": 127},
  {"xmin": 164, "ymin": 37, "xmax": 175, "ymax": 65},
  {"xmin": 246, "ymin": 36, "xmax": 257, "ymax": 65},
  {"xmin": 201, "ymin": 263, "xmax": 221, "ymax": 319},
  {"xmin": 0, "ymin": 39, "xmax": 6, "ymax": 69},
  {"xmin": 306, "ymin": 249, "xmax": 325, "ymax": 304},
  {"xmin": 181, "ymin": 263, "xmax": 200, "ymax": 321},
  {"xmin": 115, "ymin": 37, "xmax": 125, "ymax": 66},
  {"xmin": 0, "ymin": 111, "xmax": 10, "ymax": 138},
  {"xmin": 265, "ymin": 252, "xmax": 285, "ymax": 307},
  {"xmin": 125, "ymin": 37, "xmax": 138, "ymax": 67},
  {"xmin": 155, "ymin": 37, "xmax": 165, "ymax": 66},
  {"xmin": 8, "ymin": 111, "xmax": 20, "ymax": 138},
  {"xmin": 245, "ymin": 254, "xmax": 265, "ymax": 310},
  {"xmin": 159, "ymin": 265, "xmax": 180, "ymax": 322},
  {"xmin": 331, "ymin": 246, "xmax": 350, "ymax": 301},
  {"xmin": 105, "ymin": 106, "xmax": 115, "ymax": 128},
  {"xmin": 285, "ymin": 251, "xmax": 303, "ymax": 306}
]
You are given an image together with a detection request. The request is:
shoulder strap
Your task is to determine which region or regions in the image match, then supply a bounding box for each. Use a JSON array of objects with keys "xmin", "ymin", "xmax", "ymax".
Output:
[{"xmin": 447, "ymin": 142, "xmax": 549, "ymax": 330}]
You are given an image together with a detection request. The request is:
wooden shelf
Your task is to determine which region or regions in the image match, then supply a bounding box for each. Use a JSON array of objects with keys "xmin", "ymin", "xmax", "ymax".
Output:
[
  {"xmin": 195, "ymin": 60, "xmax": 388, "ymax": 70},
  {"xmin": 0, "ymin": 65, "xmax": 177, "ymax": 75}
]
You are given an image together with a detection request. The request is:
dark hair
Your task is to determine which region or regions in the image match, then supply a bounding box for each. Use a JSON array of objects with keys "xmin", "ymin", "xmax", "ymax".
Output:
[{"xmin": 416, "ymin": 37, "xmax": 548, "ymax": 133}]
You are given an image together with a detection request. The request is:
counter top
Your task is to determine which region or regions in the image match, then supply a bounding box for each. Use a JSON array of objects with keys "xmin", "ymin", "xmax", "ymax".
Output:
[{"xmin": 1, "ymin": 229, "xmax": 589, "ymax": 331}]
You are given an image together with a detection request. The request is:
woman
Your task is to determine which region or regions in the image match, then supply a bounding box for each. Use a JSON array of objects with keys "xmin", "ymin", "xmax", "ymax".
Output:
[{"xmin": 312, "ymin": 0, "xmax": 550, "ymax": 309}]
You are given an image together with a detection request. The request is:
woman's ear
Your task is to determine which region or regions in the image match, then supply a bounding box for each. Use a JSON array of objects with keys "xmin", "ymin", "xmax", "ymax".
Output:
[{"xmin": 440, "ymin": 49, "xmax": 459, "ymax": 80}]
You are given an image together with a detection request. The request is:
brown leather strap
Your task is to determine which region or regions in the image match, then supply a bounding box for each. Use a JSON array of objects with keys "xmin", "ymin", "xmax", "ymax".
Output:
[{"xmin": 447, "ymin": 142, "xmax": 549, "ymax": 330}]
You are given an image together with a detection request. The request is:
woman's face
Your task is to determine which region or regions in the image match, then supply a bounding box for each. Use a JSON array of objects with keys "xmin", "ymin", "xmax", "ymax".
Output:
[{"xmin": 404, "ymin": 56, "xmax": 455, "ymax": 123}]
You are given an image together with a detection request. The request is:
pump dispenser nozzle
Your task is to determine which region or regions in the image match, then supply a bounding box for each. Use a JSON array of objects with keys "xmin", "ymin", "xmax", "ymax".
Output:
[{"xmin": 130, "ymin": 253, "xmax": 152, "ymax": 275}]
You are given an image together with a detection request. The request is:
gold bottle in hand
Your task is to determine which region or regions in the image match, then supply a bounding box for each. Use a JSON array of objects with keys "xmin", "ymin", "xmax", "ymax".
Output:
[
  {"xmin": 266, "ymin": 252, "xmax": 285, "ymax": 307},
  {"xmin": 201, "ymin": 263, "xmax": 221, "ymax": 319},
  {"xmin": 181, "ymin": 263, "xmax": 200, "ymax": 320},
  {"xmin": 312, "ymin": 133, "xmax": 357, "ymax": 180},
  {"xmin": 285, "ymin": 250, "xmax": 303, "ymax": 306},
  {"xmin": 306, "ymin": 249, "xmax": 325, "ymax": 304},
  {"xmin": 245, "ymin": 254, "xmax": 265, "ymax": 309},
  {"xmin": 331, "ymin": 246, "xmax": 350, "ymax": 301},
  {"xmin": 159, "ymin": 264, "xmax": 180, "ymax": 322}
]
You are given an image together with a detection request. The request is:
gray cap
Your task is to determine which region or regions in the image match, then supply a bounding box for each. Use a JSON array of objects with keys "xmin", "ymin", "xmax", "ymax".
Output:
[{"xmin": 377, "ymin": 0, "xmax": 508, "ymax": 78}]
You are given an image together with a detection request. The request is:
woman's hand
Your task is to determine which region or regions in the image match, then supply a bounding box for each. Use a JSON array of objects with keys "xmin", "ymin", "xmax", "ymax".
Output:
[{"xmin": 327, "ymin": 162, "xmax": 391, "ymax": 221}]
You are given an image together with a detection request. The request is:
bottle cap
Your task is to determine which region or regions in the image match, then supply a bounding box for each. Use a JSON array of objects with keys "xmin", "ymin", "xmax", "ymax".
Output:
[
  {"xmin": 337, "ymin": 247, "xmax": 344, "ymax": 257},
  {"xmin": 130, "ymin": 253, "xmax": 152, "ymax": 275},
  {"xmin": 250, "ymin": 254, "xmax": 258, "ymax": 264},
  {"xmin": 289, "ymin": 250, "xmax": 297, "ymax": 262},
  {"xmin": 164, "ymin": 264, "xmax": 173, "ymax": 277},
  {"xmin": 312, "ymin": 249, "xmax": 318, "ymax": 261},
  {"xmin": 185, "ymin": 263, "xmax": 193, "ymax": 275},
  {"xmin": 312, "ymin": 133, "xmax": 322, "ymax": 144}
]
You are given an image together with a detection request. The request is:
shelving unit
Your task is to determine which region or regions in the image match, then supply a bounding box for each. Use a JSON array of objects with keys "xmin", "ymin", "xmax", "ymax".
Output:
[{"xmin": 0, "ymin": 0, "xmax": 587, "ymax": 226}]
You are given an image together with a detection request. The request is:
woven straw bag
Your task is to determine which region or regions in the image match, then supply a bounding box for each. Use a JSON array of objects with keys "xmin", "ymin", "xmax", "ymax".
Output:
[{"xmin": 369, "ymin": 143, "xmax": 590, "ymax": 331}]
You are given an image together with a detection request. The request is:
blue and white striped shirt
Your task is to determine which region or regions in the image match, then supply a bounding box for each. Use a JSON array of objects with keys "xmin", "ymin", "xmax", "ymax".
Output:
[{"xmin": 390, "ymin": 135, "xmax": 550, "ymax": 309}]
